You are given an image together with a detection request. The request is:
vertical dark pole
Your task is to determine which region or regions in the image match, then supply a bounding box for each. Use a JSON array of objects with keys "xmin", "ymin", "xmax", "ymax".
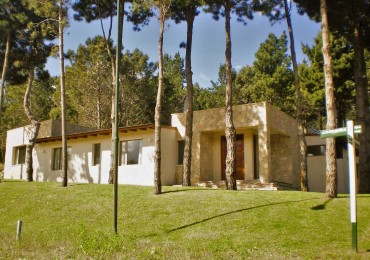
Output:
[{"xmin": 114, "ymin": 0, "xmax": 123, "ymax": 234}]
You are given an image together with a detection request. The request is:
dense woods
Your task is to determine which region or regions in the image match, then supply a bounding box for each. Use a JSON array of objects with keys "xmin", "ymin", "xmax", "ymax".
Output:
[{"xmin": 0, "ymin": 0, "xmax": 369, "ymax": 194}]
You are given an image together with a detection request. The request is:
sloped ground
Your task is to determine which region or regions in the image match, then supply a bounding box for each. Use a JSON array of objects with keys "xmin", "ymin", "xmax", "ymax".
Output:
[{"xmin": 0, "ymin": 180, "xmax": 369, "ymax": 259}]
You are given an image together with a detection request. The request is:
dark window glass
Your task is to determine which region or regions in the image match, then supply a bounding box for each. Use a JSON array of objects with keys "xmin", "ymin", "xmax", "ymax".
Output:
[
  {"xmin": 52, "ymin": 147, "xmax": 62, "ymax": 170},
  {"xmin": 14, "ymin": 146, "xmax": 26, "ymax": 165},
  {"xmin": 307, "ymin": 145, "xmax": 326, "ymax": 156},
  {"xmin": 178, "ymin": 140, "xmax": 185, "ymax": 165},
  {"xmin": 93, "ymin": 143, "xmax": 101, "ymax": 165}
]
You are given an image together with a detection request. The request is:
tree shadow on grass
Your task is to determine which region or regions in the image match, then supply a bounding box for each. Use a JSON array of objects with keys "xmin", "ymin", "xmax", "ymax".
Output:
[
  {"xmin": 311, "ymin": 199, "xmax": 333, "ymax": 210},
  {"xmin": 144, "ymin": 197, "xmax": 321, "ymax": 237}
]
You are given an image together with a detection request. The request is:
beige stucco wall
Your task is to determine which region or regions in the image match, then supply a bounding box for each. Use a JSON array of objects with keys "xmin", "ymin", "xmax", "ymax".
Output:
[
  {"xmin": 307, "ymin": 155, "xmax": 351, "ymax": 194},
  {"xmin": 306, "ymin": 135, "xmax": 354, "ymax": 194},
  {"xmin": 271, "ymin": 135, "xmax": 293, "ymax": 183},
  {"xmin": 160, "ymin": 127, "xmax": 177, "ymax": 185},
  {"xmin": 266, "ymin": 104, "xmax": 299, "ymax": 187},
  {"xmin": 5, "ymin": 127, "xmax": 177, "ymax": 186}
]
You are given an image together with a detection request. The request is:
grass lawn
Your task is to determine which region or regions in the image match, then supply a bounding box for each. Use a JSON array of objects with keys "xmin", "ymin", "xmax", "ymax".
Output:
[{"xmin": 1, "ymin": 181, "xmax": 370, "ymax": 259}]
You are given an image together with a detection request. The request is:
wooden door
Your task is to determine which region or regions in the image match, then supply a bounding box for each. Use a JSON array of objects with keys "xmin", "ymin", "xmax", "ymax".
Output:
[{"xmin": 221, "ymin": 134, "xmax": 245, "ymax": 180}]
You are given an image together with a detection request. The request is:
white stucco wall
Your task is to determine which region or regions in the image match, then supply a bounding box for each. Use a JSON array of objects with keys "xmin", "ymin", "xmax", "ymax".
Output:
[
  {"xmin": 4, "ymin": 126, "xmax": 32, "ymax": 180},
  {"xmin": 5, "ymin": 127, "xmax": 177, "ymax": 186}
]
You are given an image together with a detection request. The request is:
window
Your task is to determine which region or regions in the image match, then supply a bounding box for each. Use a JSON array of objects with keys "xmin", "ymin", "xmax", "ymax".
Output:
[
  {"xmin": 93, "ymin": 143, "xmax": 101, "ymax": 165},
  {"xmin": 52, "ymin": 147, "xmax": 71, "ymax": 170},
  {"xmin": 52, "ymin": 147, "xmax": 62, "ymax": 170},
  {"xmin": 307, "ymin": 145, "xmax": 326, "ymax": 157},
  {"xmin": 13, "ymin": 146, "xmax": 26, "ymax": 165},
  {"xmin": 120, "ymin": 140, "xmax": 142, "ymax": 165},
  {"xmin": 177, "ymin": 140, "xmax": 185, "ymax": 165}
]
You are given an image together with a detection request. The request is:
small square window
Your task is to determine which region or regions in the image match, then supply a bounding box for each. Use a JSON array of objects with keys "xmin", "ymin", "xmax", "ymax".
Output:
[
  {"xmin": 307, "ymin": 145, "xmax": 326, "ymax": 157},
  {"xmin": 13, "ymin": 146, "xmax": 26, "ymax": 165},
  {"xmin": 120, "ymin": 140, "xmax": 142, "ymax": 165}
]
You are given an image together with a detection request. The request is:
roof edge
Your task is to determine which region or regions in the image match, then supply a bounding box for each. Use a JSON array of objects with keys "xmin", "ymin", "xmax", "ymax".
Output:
[{"xmin": 35, "ymin": 124, "xmax": 173, "ymax": 143}]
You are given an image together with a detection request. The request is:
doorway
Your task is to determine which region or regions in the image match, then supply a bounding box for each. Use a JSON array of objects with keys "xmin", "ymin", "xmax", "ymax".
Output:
[{"xmin": 221, "ymin": 134, "xmax": 245, "ymax": 180}]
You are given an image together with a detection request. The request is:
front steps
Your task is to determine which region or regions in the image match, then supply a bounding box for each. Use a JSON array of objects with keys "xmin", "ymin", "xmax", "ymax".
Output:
[{"xmin": 196, "ymin": 180, "xmax": 297, "ymax": 191}]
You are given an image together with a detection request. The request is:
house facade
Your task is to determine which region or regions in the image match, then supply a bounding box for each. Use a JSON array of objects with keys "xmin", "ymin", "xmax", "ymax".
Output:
[{"xmin": 4, "ymin": 102, "xmax": 300, "ymax": 189}]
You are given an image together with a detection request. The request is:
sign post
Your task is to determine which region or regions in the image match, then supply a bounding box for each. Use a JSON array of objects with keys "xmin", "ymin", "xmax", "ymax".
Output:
[
  {"xmin": 346, "ymin": 120, "xmax": 358, "ymax": 251},
  {"xmin": 320, "ymin": 120, "xmax": 361, "ymax": 252}
]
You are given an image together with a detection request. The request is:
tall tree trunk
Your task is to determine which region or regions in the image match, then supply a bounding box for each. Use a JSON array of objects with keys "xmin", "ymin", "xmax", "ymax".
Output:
[
  {"xmin": 154, "ymin": 5, "xmax": 166, "ymax": 195},
  {"xmin": 352, "ymin": 0, "xmax": 370, "ymax": 193},
  {"xmin": 109, "ymin": 61, "xmax": 116, "ymax": 184},
  {"xmin": 108, "ymin": 4, "xmax": 124, "ymax": 184},
  {"xmin": 283, "ymin": 0, "xmax": 308, "ymax": 191},
  {"xmin": 182, "ymin": 8, "xmax": 195, "ymax": 187},
  {"xmin": 320, "ymin": 0, "xmax": 337, "ymax": 198},
  {"xmin": 224, "ymin": 0, "xmax": 236, "ymax": 190},
  {"xmin": 23, "ymin": 68, "xmax": 40, "ymax": 182},
  {"xmin": 0, "ymin": 32, "xmax": 11, "ymax": 122},
  {"xmin": 59, "ymin": 0, "xmax": 68, "ymax": 187}
]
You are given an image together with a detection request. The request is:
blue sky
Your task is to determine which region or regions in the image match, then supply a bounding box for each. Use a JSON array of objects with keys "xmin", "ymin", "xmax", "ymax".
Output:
[{"xmin": 46, "ymin": 7, "xmax": 321, "ymax": 88}]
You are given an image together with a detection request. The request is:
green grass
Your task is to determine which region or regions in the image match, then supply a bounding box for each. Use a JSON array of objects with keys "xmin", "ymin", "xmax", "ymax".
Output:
[{"xmin": 1, "ymin": 181, "xmax": 370, "ymax": 259}]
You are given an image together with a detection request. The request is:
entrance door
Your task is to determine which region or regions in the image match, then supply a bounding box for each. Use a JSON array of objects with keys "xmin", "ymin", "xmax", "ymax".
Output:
[{"xmin": 221, "ymin": 134, "xmax": 245, "ymax": 180}]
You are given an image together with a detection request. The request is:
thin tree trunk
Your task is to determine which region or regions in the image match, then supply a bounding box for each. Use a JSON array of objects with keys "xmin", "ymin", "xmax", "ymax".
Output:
[
  {"xmin": 283, "ymin": 0, "xmax": 308, "ymax": 191},
  {"xmin": 352, "ymin": 0, "xmax": 370, "ymax": 193},
  {"xmin": 97, "ymin": 84, "xmax": 102, "ymax": 129},
  {"xmin": 108, "ymin": 3, "xmax": 124, "ymax": 184},
  {"xmin": 0, "ymin": 32, "xmax": 11, "ymax": 122},
  {"xmin": 109, "ymin": 70, "xmax": 116, "ymax": 184},
  {"xmin": 320, "ymin": 0, "xmax": 337, "ymax": 198},
  {"xmin": 23, "ymin": 68, "xmax": 40, "ymax": 182},
  {"xmin": 182, "ymin": 8, "xmax": 195, "ymax": 187},
  {"xmin": 224, "ymin": 0, "xmax": 236, "ymax": 190},
  {"xmin": 59, "ymin": 0, "xmax": 68, "ymax": 187},
  {"xmin": 96, "ymin": 4, "xmax": 118, "ymax": 184},
  {"xmin": 154, "ymin": 5, "xmax": 166, "ymax": 195}
]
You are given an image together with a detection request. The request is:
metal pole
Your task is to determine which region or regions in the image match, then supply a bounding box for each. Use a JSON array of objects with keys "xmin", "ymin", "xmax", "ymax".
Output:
[
  {"xmin": 114, "ymin": 0, "xmax": 123, "ymax": 234},
  {"xmin": 16, "ymin": 220, "xmax": 22, "ymax": 241},
  {"xmin": 346, "ymin": 120, "xmax": 357, "ymax": 252}
]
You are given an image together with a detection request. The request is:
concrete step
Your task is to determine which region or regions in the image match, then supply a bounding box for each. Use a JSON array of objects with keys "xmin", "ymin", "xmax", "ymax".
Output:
[{"xmin": 196, "ymin": 180, "xmax": 279, "ymax": 191}]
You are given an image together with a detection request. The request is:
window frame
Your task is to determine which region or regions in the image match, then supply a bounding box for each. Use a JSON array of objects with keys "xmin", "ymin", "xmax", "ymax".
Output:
[
  {"xmin": 93, "ymin": 143, "xmax": 101, "ymax": 166},
  {"xmin": 52, "ymin": 147, "xmax": 62, "ymax": 171},
  {"xmin": 52, "ymin": 147, "xmax": 71, "ymax": 171},
  {"xmin": 307, "ymin": 145, "xmax": 326, "ymax": 157},
  {"xmin": 120, "ymin": 139, "xmax": 143, "ymax": 165},
  {"xmin": 13, "ymin": 146, "xmax": 26, "ymax": 165}
]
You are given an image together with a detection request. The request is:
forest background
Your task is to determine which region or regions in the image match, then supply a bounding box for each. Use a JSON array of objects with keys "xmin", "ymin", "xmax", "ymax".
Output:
[{"xmin": 0, "ymin": 0, "xmax": 369, "ymax": 190}]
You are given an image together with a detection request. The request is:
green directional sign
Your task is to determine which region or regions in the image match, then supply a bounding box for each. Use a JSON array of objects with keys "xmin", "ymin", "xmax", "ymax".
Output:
[{"xmin": 320, "ymin": 125, "xmax": 362, "ymax": 138}]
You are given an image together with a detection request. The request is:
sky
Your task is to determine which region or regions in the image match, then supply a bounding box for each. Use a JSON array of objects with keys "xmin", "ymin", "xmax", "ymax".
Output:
[{"xmin": 46, "ymin": 6, "xmax": 321, "ymax": 89}]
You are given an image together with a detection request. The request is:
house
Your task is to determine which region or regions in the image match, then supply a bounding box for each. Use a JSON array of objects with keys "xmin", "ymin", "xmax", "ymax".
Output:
[{"xmin": 4, "ymin": 102, "xmax": 300, "ymax": 189}]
